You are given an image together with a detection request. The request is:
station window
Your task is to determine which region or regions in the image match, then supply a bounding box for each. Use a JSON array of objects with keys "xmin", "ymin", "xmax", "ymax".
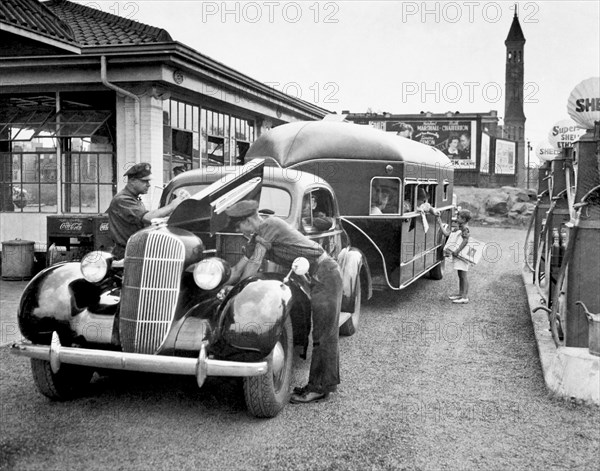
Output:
[
  {"xmin": 443, "ymin": 181, "xmax": 450, "ymax": 201},
  {"xmin": 2, "ymin": 151, "xmax": 58, "ymax": 213},
  {"xmin": 63, "ymin": 143, "xmax": 115, "ymax": 213},
  {"xmin": 1, "ymin": 92, "xmax": 116, "ymax": 214},
  {"xmin": 370, "ymin": 177, "xmax": 400, "ymax": 215},
  {"xmin": 163, "ymin": 99, "xmax": 200, "ymax": 180},
  {"xmin": 302, "ymin": 188, "xmax": 335, "ymax": 232},
  {"xmin": 232, "ymin": 117, "xmax": 255, "ymax": 165}
]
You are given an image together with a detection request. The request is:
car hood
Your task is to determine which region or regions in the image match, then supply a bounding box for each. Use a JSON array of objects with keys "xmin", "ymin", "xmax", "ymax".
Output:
[{"xmin": 168, "ymin": 159, "xmax": 264, "ymax": 234}]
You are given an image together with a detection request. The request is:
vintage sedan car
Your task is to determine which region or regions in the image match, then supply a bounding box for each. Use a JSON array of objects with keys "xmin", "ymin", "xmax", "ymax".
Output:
[{"xmin": 11, "ymin": 159, "xmax": 367, "ymax": 418}]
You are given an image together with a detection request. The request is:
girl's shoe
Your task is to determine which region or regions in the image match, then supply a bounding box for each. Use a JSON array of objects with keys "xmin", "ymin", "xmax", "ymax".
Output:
[
  {"xmin": 448, "ymin": 294, "xmax": 462, "ymax": 300},
  {"xmin": 452, "ymin": 298, "xmax": 469, "ymax": 304}
]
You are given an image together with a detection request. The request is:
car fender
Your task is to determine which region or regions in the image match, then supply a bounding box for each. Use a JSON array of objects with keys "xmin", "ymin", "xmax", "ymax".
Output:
[
  {"xmin": 18, "ymin": 262, "xmax": 86, "ymax": 343},
  {"xmin": 219, "ymin": 278, "xmax": 293, "ymax": 356},
  {"xmin": 165, "ymin": 296, "xmax": 221, "ymax": 353}
]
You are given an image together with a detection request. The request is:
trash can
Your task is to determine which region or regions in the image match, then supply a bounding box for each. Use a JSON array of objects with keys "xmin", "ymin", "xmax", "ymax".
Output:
[{"xmin": 2, "ymin": 239, "xmax": 35, "ymax": 281}]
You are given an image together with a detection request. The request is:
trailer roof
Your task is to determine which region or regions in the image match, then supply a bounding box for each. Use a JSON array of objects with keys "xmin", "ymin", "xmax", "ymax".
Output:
[{"xmin": 246, "ymin": 121, "xmax": 451, "ymax": 167}]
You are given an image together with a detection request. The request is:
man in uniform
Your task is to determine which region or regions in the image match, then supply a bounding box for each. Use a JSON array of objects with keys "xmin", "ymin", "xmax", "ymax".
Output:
[
  {"xmin": 107, "ymin": 162, "xmax": 184, "ymax": 259},
  {"xmin": 224, "ymin": 200, "xmax": 343, "ymax": 404}
]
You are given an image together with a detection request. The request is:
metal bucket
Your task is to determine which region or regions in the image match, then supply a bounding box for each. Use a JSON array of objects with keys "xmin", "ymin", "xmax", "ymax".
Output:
[
  {"xmin": 1, "ymin": 239, "xmax": 35, "ymax": 281},
  {"xmin": 577, "ymin": 302, "xmax": 600, "ymax": 357}
]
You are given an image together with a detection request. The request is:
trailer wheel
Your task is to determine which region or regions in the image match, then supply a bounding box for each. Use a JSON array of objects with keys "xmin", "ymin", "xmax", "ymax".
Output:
[
  {"xmin": 340, "ymin": 277, "xmax": 362, "ymax": 336},
  {"xmin": 31, "ymin": 359, "xmax": 94, "ymax": 400},
  {"xmin": 244, "ymin": 315, "xmax": 293, "ymax": 418}
]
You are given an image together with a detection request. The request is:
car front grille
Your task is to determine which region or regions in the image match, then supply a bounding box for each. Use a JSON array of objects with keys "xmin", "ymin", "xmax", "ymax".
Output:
[{"xmin": 119, "ymin": 230, "xmax": 185, "ymax": 354}]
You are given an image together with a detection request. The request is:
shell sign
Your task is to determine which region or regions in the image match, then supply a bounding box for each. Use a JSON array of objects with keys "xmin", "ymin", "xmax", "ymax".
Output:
[
  {"xmin": 535, "ymin": 140, "xmax": 562, "ymax": 162},
  {"xmin": 567, "ymin": 77, "xmax": 600, "ymax": 129},
  {"xmin": 548, "ymin": 118, "xmax": 587, "ymax": 150}
]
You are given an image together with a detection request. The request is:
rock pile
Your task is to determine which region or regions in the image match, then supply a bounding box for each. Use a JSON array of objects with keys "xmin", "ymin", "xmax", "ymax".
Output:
[{"xmin": 453, "ymin": 186, "xmax": 538, "ymax": 226}]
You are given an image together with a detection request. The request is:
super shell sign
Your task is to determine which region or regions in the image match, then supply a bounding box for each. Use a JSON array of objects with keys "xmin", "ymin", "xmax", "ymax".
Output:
[
  {"xmin": 548, "ymin": 118, "xmax": 587, "ymax": 150},
  {"xmin": 567, "ymin": 77, "xmax": 600, "ymax": 129}
]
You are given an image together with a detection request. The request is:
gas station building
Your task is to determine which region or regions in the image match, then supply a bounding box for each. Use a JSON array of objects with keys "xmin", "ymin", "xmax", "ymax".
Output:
[{"xmin": 0, "ymin": 0, "xmax": 329, "ymax": 251}]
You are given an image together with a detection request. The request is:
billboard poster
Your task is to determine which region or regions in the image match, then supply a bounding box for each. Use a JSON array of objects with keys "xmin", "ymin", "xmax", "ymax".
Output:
[
  {"xmin": 369, "ymin": 121, "xmax": 386, "ymax": 131},
  {"xmin": 386, "ymin": 120, "xmax": 477, "ymax": 169},
  {"xmin": 495, "ymin": 138, "xmax": 516, "ymax": 175},
  {"xmin": 480, "ymin": 132, "xmax": 491, "ymax": 174}
]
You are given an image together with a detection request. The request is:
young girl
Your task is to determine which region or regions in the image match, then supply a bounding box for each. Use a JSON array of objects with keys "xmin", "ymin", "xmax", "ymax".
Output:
[{"xmin": 437, "ymin": 209, "xmax": 472, "ymax": 304}]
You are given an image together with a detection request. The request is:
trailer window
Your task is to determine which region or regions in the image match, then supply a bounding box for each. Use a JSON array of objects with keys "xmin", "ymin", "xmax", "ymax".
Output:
[
  {"xmin": 425, "ymin": 183, "xmax": 437, "ymax": 206},
  {"xmin": 370, "ymin": 177, "xmax": 400, "ymax": 215},
  {"xmin": 403, "ymin": 182, "xmax": 417, "ymax": 213},
  {"xmin": 443, "ymin": 181, "xmax": 449, "ymax": 201}
]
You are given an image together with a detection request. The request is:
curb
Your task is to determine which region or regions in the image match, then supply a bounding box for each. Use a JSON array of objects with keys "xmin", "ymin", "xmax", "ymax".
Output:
[{"xmin": 521, "ymin": 265, "xmax": 599, "ymax": 405}]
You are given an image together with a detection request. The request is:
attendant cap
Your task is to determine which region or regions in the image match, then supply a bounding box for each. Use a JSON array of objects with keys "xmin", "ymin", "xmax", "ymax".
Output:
[
  {"xmin": 124, "ymin": 163, "xmax": 152, "ymax": 180},
  {"xmin": 224, "ymin": 200, "xmax": 259, "ymax": 218}
]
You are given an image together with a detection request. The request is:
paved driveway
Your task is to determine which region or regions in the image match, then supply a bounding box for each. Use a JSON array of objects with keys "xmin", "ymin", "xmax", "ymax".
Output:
[
  {"xmin": 0, "ymin": 279, "xmax": 27, "ymax": 347},
  {"xmin": 1, "ymin": 227, "xmax": 598, "ymax": 470}
]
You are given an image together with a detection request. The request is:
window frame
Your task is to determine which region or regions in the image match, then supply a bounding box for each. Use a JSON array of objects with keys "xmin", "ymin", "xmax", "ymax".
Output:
[
  {"xmin": 370, "ymin": 176, "xmax": 401, "ymax": 215},
  {"xmin": 403, "ymin": 178, "xmax": 439, "ymax": 214},
  {"xmin": 301, "ymin": 187, "xmax": 336, "ymax": 233}
]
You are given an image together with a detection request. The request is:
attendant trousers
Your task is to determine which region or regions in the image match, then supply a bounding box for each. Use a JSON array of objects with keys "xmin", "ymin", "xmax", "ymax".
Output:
[{"xmin": 307, "ymin": 257, "xmax": 343, "ymax": 394}]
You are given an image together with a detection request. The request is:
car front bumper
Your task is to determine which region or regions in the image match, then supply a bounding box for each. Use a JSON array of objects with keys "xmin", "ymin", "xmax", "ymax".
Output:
[{"xmin": 11, "ymin": 332, "xmax": 268, "ymax": 388}]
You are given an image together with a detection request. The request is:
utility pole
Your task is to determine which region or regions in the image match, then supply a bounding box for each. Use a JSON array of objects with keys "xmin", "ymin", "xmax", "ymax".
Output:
[{"xmin": 526, "ymin": 140, "xmax": 532, "ymax": 189}]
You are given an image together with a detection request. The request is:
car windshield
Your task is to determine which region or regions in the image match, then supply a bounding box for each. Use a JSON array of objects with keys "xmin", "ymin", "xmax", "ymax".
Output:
[{"xmin": 169, "ymin": 184, "xmax": 291, "ymax": 218}]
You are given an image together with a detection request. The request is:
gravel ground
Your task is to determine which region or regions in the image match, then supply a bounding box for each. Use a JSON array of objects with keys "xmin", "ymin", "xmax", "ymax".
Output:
[{"xmin": 0, "ymin": 227, "xmax": 598, "ymax": 470}]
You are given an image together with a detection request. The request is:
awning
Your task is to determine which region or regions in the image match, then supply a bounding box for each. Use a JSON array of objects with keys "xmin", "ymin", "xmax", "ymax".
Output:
[{"xmin": 0, "ymin": 107, "xmax": 111, "ymax": 141}]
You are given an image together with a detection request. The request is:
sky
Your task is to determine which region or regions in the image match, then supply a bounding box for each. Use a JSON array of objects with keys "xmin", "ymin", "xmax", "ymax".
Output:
[{"xmin": 77, "ymin": 1, "xmax": 599, "ymax": 161}]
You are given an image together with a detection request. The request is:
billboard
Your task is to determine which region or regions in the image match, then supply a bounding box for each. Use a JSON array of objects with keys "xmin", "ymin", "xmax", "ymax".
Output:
[
  {"xmin": 386, "ymin": 120, "xmax": 477, "ymax": 169},
  {"xmin": 480, "ymin": 132, "xmax": 491, "ymax": 174},
  {"xmin": 495, "ymin": 138, "xmax": 516, "ymax": 175}
]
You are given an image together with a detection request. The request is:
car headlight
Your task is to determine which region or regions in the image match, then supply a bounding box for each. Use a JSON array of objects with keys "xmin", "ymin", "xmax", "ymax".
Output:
[
  {"xmin": 81, "ymin": 251, "xmax": 112, "ymax": 283},
  {"xmin": 193, "ymin": 258, "xmax": 230, "ymax": 290}
]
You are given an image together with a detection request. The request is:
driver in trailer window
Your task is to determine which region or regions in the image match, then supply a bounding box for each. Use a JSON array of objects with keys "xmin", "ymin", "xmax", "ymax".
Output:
[
  {"xmin": 371, "ymin": 178, "xmax": 400, "ymax": 215},
  {"xmin": 370, "ymin": 184, "xmax": 390, "ymax": 215},
  {"xmin": 303, "ymin": 193, "xmax": 333, "ymax": 231}
]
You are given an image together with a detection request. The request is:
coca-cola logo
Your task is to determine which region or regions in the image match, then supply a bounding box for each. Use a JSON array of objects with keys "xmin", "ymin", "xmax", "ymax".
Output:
[
  {"xmin": 59, "ymin": 222, "xmax": 83, "ymax": 231},
  {"xmin": 99, "ymin": 222, "xmax": 109, "ymax": 231}
]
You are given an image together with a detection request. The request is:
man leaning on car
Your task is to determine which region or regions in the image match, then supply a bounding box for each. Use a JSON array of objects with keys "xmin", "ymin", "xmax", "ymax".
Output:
[
  {"xmin": 224, "ymin": 199, "xmax": 343, "ymax": 405},
  {"xmin": 107, "ymin": 162, "xmax": 185, "ymax": 259}
]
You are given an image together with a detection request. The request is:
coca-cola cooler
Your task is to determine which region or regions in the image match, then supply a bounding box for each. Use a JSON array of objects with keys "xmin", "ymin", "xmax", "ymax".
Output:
[{"xmin": 46, "ymin": 214, "xmax": 111, "ymax": 265}]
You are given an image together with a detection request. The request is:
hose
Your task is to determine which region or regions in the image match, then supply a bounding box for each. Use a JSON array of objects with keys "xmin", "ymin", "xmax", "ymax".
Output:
[{"xmin": 524, "ymin": 190, "xmax": 548, "ymax": 273}]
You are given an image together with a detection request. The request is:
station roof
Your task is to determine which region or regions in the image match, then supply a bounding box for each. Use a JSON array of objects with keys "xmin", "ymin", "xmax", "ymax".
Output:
[
  {"xmin": 0, "ymin": 0, "xmax": 171, "ymax": 47},
  {"xmin": 43, "ymin": 0, "xmax": 172, "ymax": 46},
  {"xmin": 246, "ymin": 121, "xmax": 451, "ymax": 168},
  {"xmin": 0, "ymin": 0, "xmax": 79, "ymax": 52},
  {"xmin": 0, "ymin": 0, "xmax": 329, "ymax": 120}
]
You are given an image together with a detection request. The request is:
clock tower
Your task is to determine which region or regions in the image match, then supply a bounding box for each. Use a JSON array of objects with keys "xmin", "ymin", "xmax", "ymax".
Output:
[{"xmin": 504, "ymin": 8, "xmax": 527, "ymax": 186}]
